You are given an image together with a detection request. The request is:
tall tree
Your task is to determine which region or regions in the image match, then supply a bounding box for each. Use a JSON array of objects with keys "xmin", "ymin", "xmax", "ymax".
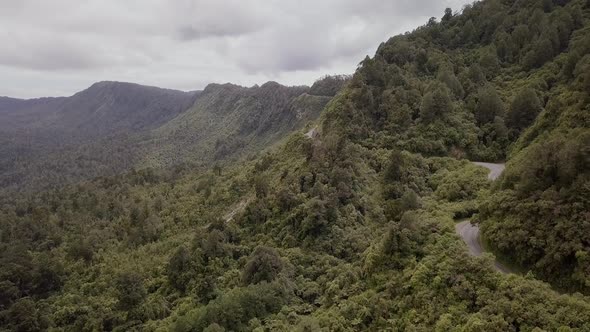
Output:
[
  {"xmin": 420, "ymin": 86, "xmax": 453, "ymax": 123},
  {"xmin": 475, "ymin": 85, "xmax": 504, "ymax": 124},
  {"xmin": 507, "ymin": 88, "xmax": 542, "ymax": 131}
]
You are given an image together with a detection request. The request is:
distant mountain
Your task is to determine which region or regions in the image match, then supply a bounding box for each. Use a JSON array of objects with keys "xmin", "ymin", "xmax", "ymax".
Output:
[
  {"xmin": 0, "ymin": 96, "xmax": 65, "ymax": 133},
  {"xmin": 0, "ymin": 81, "xmax": 198, "ymax": 139},
  {"xmin": 48, "ymin": 81, "xmax": 198, "ymax": 137},
  {"xmin": 144, "ymin": 81, "xmax": 332, "ymax": 167},
  {"xmin": 0, "ymin": 77, "xmax": 341, "ymax": 191}
]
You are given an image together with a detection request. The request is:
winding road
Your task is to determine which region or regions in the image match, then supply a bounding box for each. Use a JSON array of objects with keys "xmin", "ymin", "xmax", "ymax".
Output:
[{"xmin": 455, "ymin": 162, "xmax": 510, "ymax": 273}]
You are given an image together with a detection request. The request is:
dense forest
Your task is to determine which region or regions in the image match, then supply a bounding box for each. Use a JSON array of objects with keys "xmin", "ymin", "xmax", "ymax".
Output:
[{"xmin": 1, "ymin": 0, "xmax": 590, "ymax": 331}]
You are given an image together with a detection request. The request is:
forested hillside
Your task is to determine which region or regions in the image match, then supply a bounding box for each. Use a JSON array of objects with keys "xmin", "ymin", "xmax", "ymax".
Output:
[
  {"xmin": 0, "ymin": 82, "xmax": 197, "ymax": 141},
  {"xmin": 0, "ymin": 82, "xmax": 198, "ymax": 191},
  {"xmin": 477, "ymin": 14, "xmax": 590, "ymax": 292},
  {"xmin": 142, "ymin": 80, "xmax": 338, "ymax": 168},
  {"xmin": 1, "ymin": 0, "xmax": 590, "ymax": 331},
  {"xmin": 0, "ymin": 78, "xmax": 338, "ymax": 192}
]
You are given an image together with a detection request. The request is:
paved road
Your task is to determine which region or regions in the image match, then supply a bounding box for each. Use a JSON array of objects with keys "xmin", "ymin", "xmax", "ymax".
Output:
[
  {"xmin": 455, "ymin": 162, "xmax": 510, "ymax": 273},
  {"xmin": 455, "ymin": 220, "xmax": 511, "ymax": 273}
]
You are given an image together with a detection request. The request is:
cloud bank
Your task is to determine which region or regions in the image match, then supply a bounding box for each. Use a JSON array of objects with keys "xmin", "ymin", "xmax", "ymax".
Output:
[{"xmin": 0, "ymin": 0, "xmax": 470, "ymax": 98}]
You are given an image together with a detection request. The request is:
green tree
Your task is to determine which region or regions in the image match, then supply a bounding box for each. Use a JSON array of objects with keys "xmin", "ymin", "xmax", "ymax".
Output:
[
  {"xmin": 399, "ymin": 189, "xmax": 421, "ymax": 212},
  {"xmin": 479, "ymin": 48, "xmax": 500, "ymax": 79},
  {"xmin": 115, "ymin": 271, "xmax": 147, "ymax": 310},
  {"xmin": 66, "ymin": 238, "xmax": 94, "ymax": 263},
  {"xmin": 495, "ymin": 32, "xmax": 515, "ymax": 63},
  {"xmin": 468, "ymin": 64, "xmax": 486, "ymax": 85},
  {"xmin": 511, "ymin": 25, "xmax": 531, "ymax": 50},
  {"xmin": 419, "ymin": 86, "xmax": 453, "ymax": 123},
  {"xmin": 5, "ymin": 298, "xmax": 44, "ymax": 332},
  {"xmin": 442, "ymin": 8, "xmax": 453, "ymax": 22},
  {"xmin": 384, "ymin": 149, "xmax": 404, "ymax": 182},
  {"xmin": 212, "ymin": 164, "xmax": 222, "ymax": 176},
  {"xmin": 438, "ymin": 70, "xmax": 464, "ymax": 98},
  {"xmin": 522, "ymin": 38, "xmax": 554, "ymax": 69},
  {"xmin": 475, "ymin": 86, "xmax": 504, "ymax": 124},
  {"xmin": 242, "ymin": 246, "xmax": 284, "ymax": 285},
  {"xmin": 31, "ymin": 254, "xmax": 62, "ymax": 296},
  {"xmin": 253, "ymin": 175, "xmax": 269, "ymax": 198},
  {"xmin": 462, "ymin": 19, "xmax": 477, "ymax": 44},
  {"xmin": 167, "ymin": 246, "xmax": 194, "ymax": 292},
  {"xmin": 562, "ymin": 51, "xmax": 580, "ymax": 78},
  {"xmin": 507, "ymin": 88, "xmax": 542, "ymax": 131}
]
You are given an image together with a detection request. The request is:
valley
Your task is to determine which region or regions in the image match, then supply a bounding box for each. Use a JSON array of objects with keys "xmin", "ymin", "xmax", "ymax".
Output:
[{"xmin": 1, "ymin": 0, "xmax": 589, "ymax": 331}]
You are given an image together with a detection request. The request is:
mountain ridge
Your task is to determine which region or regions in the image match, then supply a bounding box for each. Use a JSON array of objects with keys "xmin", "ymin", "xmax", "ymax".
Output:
[{"xmin": 0, "ymin": 76, "xmax": 344, "ymax": 191}]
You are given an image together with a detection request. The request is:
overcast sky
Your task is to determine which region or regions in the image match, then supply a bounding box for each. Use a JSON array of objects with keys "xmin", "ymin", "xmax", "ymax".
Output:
[{"xmin": 0, "ymin": 0, "xmax": 471, "ymax": 98}]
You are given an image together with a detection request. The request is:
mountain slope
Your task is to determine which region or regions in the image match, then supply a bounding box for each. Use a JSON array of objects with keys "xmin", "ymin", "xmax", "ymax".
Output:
[
  {"xmin": 0, "ymin": 78, "xmax": 338, "ymax": 191},
  {"xmin": 0, "ymin": 82, "xmax": 197, "ymax": 139},
  {"xmin": 477, "ymin": 20, "xmax": 590, "ymax": 291},
  {"xmin": 0, "ymin": 82, "xmax": 199, "ymax": 191},
  {"xmin": 43, "ymin": 81, "xmax": 199, "ymax": 138},
  {"xmin": 143, "ymin": 81, "xmax": 332, "ymax": 167}
]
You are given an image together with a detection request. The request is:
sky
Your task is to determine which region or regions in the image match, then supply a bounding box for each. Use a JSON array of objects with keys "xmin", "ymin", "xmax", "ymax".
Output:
[{"xmin": 0, "ymin": 0, "xmax": 471, "ymax": 98}]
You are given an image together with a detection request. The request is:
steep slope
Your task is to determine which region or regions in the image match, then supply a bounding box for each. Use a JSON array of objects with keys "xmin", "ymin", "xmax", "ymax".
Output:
[
  {"xmin": 144, "ymin": 81, "xmax": 332, "ymax": 167},
  {"xmin": 326, "ymin": 0, "xmax": 589, "ymax": 292},
  {"xmin": 0, "ymin": 82, "xmax": 199, "ymax": 191},
  {"xmin": 42, "ymin": 81, "xmax": 199, "ymax": 138},
  {"xmin": 0, "ymin": 78, "xmax": 338, "ymax": 191},
  {"xmin": 477, "ymin": 19, "xmax": 590, "ymax": 291},
  {"xmin": 0, "ymin": 82, "xmax": 197, "ymax": 139}
]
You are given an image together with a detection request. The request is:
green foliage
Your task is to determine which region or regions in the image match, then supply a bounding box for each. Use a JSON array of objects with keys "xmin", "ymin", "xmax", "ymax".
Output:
[
  {"xmin": 173, "ymin": 281, "xmax": 290, "ymax": 332},
  {"xmin": 3, "ymin": 298, "xmax": 45, "ymax": 332},
  {"xmin": 242, "ymin": 246, "xmax": 284, "ymax": 285},
  {"xmin": 479, "ymin": 48, "xmax": 500, "ymax": 79},
  {"xmin": 309, "ymin": 75, "xmax": 350, "ymax": 97},
  {"xmin": 475, "ymin": 85, "xmax": 504, "ymax": 125},
  {"xmin": 115, "ymin": 272, "xmax": 147, "ymax": 311},
  {"xmin": 167, "ymin": 246, "xmax": 194, "ymax": 292},
  {"xmin": 480, "ymin": 129, "xmax": 590, "ymax": 291},
  {"xmin": 507, "ymin": 87, "xmax": 543, "ymax": 131},
  {"xmin": 438, "ymin": 69, "xmax": 464, "ymax": 98},
  {"xmin": 431, "ymin": 163, "xmax": 488, "ymax": 201},
  {"xmin": 419, "ymin": 85, "xmax": 453, "ymax": 123},
  {"xmin": 523, "ymin": 37, "xmax": 556, "ymax": 69}
]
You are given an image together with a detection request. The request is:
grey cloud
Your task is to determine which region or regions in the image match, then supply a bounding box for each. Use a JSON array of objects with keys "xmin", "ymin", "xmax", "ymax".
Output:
[
  {"xmin": 177, "ymin": 22, "xmax": 258, "ymax": 41},
  {"xmin": 0, "ymin": 48, "xmax": 104, "ymax": 71},
  {"xmin": 0, "ymin": 0, "xmax": 472, "ymax": 98},
  {"xmin": 230, "ymin": 0, "xmax": 470, "ymax": 74},
  {"xmin": 0, "ymin": 28, "xmax": 153, "ymax": 71},
  {"xmin": 0, "ymin": 33, "xmax": 105, "ymax": 71},
  {"xmin": 173, "ymin": 0, "xmax": 270, "ymax": 40}
]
